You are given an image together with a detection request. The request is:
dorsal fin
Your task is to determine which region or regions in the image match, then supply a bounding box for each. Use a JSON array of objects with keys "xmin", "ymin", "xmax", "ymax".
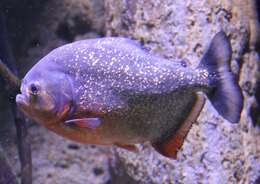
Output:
[{"xmin": 152, "ymin": 93, "xmax": 206, "ymax": 159}]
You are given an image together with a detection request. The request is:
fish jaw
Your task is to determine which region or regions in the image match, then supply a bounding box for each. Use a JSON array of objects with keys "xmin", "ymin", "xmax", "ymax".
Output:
[
  {"xmin": 16, "ymin": 93, "xmax": 55, "ymax": 126},
  {"xmin": 16, "ymin": 93, "xmax": 40, "ymax": 123},
  {"xmin": 16, "ymin": 94, "xmax": 30, "ymax": 114}
]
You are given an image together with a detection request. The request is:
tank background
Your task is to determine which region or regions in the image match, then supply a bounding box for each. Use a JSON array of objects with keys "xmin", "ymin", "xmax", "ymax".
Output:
[{"xmin": 0, "ymin": 0, "xmax": 260, "ymax": 183}]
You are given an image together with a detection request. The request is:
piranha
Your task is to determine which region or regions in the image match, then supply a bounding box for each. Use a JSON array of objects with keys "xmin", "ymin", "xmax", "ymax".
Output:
[{"xmin": 16, "ymin": 31, "xmax": 242, "ymax": 158}]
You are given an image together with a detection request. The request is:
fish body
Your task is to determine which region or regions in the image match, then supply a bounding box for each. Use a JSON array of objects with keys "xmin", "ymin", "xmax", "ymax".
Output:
[{"xmin": 16, "ymin": 32, "xmax": 243, "ymax": 158}]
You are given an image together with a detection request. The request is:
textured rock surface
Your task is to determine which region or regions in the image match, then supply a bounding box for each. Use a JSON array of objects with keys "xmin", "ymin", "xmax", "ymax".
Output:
[
  {"xmin": 105, "ymin": 0, "xmax": 260, "ymax": 183},
  {"xmin": 1, "ymin": 0, "xmax": 260, "ymax": 183}
]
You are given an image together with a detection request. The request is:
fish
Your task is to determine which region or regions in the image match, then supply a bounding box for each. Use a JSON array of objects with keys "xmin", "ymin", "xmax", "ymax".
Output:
[{"xmin": 16, "ymin": 31, "xmax": 243, "ymax": 159}]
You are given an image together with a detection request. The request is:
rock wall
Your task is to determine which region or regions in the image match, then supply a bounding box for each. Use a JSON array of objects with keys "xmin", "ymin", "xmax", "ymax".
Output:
[
  {"xmin": 1, "ymin": 0, "xmax": 259, "ymax": 183},
  {"xmin": 105, "ymin": 0, "xmax": 260, "ymax": 183}
]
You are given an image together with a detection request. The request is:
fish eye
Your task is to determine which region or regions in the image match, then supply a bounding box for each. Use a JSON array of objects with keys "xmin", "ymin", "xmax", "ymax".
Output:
[{"xmin": 29, "ymin": 83, "xmax": 40, "ymax": 95}]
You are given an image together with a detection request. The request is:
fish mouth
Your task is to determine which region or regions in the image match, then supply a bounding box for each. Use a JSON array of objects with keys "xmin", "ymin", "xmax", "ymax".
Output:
[{"xmin": 16, "ymin": 94, "xmax": 30, "ymax": 112}]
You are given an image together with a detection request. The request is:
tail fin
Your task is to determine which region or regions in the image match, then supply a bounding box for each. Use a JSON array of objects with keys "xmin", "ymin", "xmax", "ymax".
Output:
[{"xmin": 198, "ymin": 31, "xmax": 243, "ymax": 123}]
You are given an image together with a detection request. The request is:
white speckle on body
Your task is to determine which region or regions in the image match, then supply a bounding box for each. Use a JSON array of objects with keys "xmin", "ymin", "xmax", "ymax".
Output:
[{"xmin": 48, "ymin": 37, "xmax": 212, "ymax": 113}]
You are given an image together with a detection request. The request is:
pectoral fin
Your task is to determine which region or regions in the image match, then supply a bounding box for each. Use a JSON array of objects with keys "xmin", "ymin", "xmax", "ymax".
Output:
[
  {"xmin": 65, "ymin": 118, "xmax": 102, "ymax": 129},
  {"xmin": 152, "ymin": 93, "xmax": 206, "ymax": 159},
  {"xmin": 115, "ymin": 143, "xmax": 138, "ymax": 152}
]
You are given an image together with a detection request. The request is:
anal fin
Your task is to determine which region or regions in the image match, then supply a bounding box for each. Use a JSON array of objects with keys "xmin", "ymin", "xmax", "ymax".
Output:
[{"xmin": 152, "ymin": 93, "xmax": 206, "ymax": 159}]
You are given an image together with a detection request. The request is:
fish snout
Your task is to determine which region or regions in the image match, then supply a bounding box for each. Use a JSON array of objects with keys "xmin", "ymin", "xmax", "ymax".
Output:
[{"xmin": 16, "ymin": 94, "xmax": 29, "ymax": 110}]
